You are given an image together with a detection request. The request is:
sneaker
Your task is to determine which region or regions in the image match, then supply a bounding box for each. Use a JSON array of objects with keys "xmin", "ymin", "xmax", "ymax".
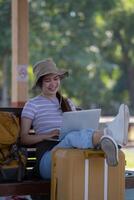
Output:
[
  {"xmin": 100, "ymin": 135, "xmax": 118, "ymax": 166},
  {"xmin": 104, "ymin": 104, "xmax": 129, "ymax": 146}
]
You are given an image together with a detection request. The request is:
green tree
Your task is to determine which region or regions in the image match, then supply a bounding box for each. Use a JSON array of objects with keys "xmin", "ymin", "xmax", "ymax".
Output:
[
  {"xmin": 1, "ymin": 0, "xmax": 134, "ymax": 114},
  {"xmin": 29, "ymin": 0, "xmax": 131, "ymax": 114},
  {"xmin": 0, "ymin": 0, "xmax": 11, "ymax": 106}
]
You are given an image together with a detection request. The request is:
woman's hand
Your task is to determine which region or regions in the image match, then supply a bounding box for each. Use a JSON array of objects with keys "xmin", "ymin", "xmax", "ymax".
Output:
[
  {"xmin": 20, "ymin": 117, "xmax": 60, "ymax": 145},
  {"xmin": 45, "ymin": 129, "xmax": 60, "ymax": 139}
]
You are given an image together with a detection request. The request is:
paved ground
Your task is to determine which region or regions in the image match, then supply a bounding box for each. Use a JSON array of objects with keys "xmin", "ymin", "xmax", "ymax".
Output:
[
  {"xmin": 125, "ymin": 189, "xmax": 134, "ymax": 200},
  {"xmin": 0, "ymin": 191, "xmax": 133, "ymax": 199}
]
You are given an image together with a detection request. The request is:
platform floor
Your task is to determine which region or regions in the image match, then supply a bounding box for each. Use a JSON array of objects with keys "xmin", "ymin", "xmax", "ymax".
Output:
[{"xmin": 125, "ymin": 188, "xmax": 134, "ymax": 200}]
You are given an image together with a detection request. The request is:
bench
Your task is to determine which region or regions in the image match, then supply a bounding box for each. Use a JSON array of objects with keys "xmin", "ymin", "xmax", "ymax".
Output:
[
  {"xmin": 0, "ymin": 107, "xmax": 51, "ymax": 198},
  {"xmin": 0, "ymin": 107, "xmax": 133, "ymax": 198},
  {"xmin": 125, "ymin": 170, "xmax": 134, "ymax": 189}
]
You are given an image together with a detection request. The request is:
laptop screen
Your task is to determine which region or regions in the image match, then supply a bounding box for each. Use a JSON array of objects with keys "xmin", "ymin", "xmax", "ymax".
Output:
[{"xmin": 60, "ymin": 109, "xmax": 101, "ymax": 140}]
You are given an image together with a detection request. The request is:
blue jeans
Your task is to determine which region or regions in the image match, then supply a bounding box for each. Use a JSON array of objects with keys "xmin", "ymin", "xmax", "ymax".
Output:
[{"xmin": 39, "ymin": 128, "xmax": 94, "ymax": 179}]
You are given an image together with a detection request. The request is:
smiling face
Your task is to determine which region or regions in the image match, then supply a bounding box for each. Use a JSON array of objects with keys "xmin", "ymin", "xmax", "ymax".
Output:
[{"xmin": 41, "ymin": 73, "xmax": 61, "ymax": 98}]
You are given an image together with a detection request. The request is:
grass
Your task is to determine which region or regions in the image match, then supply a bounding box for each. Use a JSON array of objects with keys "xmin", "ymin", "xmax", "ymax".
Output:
[{"xmin": 122, "ymin": 148, "xmax": 134, "ymax": 170}]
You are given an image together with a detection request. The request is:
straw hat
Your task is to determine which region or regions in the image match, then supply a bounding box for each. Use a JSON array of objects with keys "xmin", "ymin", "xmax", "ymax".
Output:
[{"xmin": 33, "ymin": 58, "xmax": 69, "ymax": 88}]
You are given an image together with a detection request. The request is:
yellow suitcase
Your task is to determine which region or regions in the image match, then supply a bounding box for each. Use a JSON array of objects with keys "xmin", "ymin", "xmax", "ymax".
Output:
[{"xmin": 51, "ymin": 148, "xmax": 125, "ymax": 200}]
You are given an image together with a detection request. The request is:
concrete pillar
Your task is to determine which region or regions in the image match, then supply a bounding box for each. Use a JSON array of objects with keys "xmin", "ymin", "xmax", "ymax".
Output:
[{"xmin": 11, "ymin": 0, "xmax": 29, "ymax": 107}]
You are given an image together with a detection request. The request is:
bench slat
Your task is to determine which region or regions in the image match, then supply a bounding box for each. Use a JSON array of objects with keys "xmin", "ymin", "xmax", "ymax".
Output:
[{"xmin": 0, "ymin": 180, "xmax": 50, "ymax": 196}]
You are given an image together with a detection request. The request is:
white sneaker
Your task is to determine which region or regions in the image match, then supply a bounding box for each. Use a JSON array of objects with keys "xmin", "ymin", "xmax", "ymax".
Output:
[
  {"xmin": 104, "ymin": 104, "xmax": 130, "ymax": 146},
  {"xmin": 100, "ymin": 135, "xmax": 118, "ymax": 166}
]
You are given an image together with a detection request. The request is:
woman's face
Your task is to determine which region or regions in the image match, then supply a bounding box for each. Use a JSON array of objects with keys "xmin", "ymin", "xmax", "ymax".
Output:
[{"xmin": 41, "ymin": 73, "xmax": 61, "ymax": 97}]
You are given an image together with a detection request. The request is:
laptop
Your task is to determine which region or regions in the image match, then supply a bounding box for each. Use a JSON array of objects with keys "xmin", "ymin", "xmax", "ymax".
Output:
[
  {"xmin": 46, "ymin": 108, "xmax": 101, "ymax": 142},
  {"xmin": 59, "ymin": 108, "xmax": 101, "ymax": 140}
]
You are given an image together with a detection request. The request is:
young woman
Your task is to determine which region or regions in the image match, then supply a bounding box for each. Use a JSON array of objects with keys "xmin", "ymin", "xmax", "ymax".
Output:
[{"xmin": 20, "ymin": 58, "xmax": 129, "ymax": 179}]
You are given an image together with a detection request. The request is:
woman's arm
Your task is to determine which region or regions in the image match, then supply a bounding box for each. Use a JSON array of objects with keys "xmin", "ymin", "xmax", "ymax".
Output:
[{"xmin": 20, "ymin": 117, "xmax": 60, "ymax": 145}]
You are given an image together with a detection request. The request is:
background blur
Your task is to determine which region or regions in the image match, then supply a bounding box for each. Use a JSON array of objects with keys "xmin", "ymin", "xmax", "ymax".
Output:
[{"xmin": 1, "ymin": 0, "xmax": 134, "ymax": 116}]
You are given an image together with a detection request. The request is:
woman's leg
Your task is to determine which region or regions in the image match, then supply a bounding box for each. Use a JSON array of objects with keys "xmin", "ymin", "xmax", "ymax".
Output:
[
  {"xmin": 39, "ymin": 129, "xmax": 117, "ymax": 179},
  {"xmin": 55, "ymin": 128, "xmax": 95, "ymax": 149},
  {"xmin": 39, "ymin": 104, "xmax": 129, "ymax": 179},
  {"xmin": 39, "ymin": 128, "xmax": 95, "ymax": 179},
  {"xmin": 39, "ymin": 150, "xmax": 51, "ymax": 179}
]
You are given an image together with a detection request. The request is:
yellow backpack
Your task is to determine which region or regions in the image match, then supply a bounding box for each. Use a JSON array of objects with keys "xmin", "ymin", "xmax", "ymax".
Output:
[{"xmin": 0, "ymin": 112, "xmax": 26, "ymax": 182}]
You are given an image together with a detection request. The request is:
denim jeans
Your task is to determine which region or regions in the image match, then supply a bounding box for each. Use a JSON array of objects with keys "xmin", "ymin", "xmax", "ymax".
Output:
[{"xmin": 39, "ymin": 128, "xmax": 94, "ymax": 179}]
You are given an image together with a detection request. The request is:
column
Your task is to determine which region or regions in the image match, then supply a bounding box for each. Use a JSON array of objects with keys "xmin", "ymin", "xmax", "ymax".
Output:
[{"xmin": 11, "ymin": 0, "xmax": 29, "ymax": 107}]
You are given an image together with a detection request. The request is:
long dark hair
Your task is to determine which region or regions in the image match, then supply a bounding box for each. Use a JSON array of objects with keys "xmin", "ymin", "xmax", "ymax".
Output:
[{"xmin": 56, "ymin": 92, "xmax": 72, "ymax": 112}]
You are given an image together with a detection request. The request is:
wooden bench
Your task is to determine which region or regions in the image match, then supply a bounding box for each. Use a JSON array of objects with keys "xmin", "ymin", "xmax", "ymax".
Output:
[
  {"xmin": 0, "ymin": 107, "xmax": 133, "ymax": 198},
  {"xmin": 125, "ymin": 170, "xmax": 134, "ymax": 189},
  {"xmin": 0, "ymin": 107, "xmax": 51, "ymax": 198}
]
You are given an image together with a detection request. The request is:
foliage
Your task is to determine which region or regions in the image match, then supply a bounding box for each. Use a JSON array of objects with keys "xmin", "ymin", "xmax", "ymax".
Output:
[
  {"xmin": 123, "ymin": 148, "xmax": 134, "ymax": 169},
  {"xmin": 1, "ymin": 0, "xmax": 134, "ymax": 114},
  {"xmin": 0, "ymin": 0, "xmax": 11, "ymax": 102},
  {"xmin": 0, "ymin": 0, "xmax": 11, "ymax": 58}
]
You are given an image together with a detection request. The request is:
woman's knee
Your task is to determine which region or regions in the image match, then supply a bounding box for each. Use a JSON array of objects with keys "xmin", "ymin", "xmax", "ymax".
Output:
[{"xmin": 92, "ymin": 130, "xmax": 104, "ymax": 146}]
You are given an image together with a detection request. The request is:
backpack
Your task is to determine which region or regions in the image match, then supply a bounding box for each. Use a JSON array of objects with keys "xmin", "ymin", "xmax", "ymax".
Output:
[{"xmin": 0, "ymin": 112, "xmax": 27, "ymax": 182}]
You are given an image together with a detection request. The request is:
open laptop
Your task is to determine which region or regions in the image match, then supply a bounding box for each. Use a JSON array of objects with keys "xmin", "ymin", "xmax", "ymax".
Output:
[
  {"xmin": 47, "ymin": 108, "xmax": 101, "ymax": 142},
  {"xmin": 59, "ymin": 109, "xmax": 101, "ymax": 140}
]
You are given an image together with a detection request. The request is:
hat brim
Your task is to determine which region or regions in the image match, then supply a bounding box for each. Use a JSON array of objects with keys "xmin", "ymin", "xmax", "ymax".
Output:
[{"xmin": 32, "ymin": 69, "xmax": 69, "ymax": 89}]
